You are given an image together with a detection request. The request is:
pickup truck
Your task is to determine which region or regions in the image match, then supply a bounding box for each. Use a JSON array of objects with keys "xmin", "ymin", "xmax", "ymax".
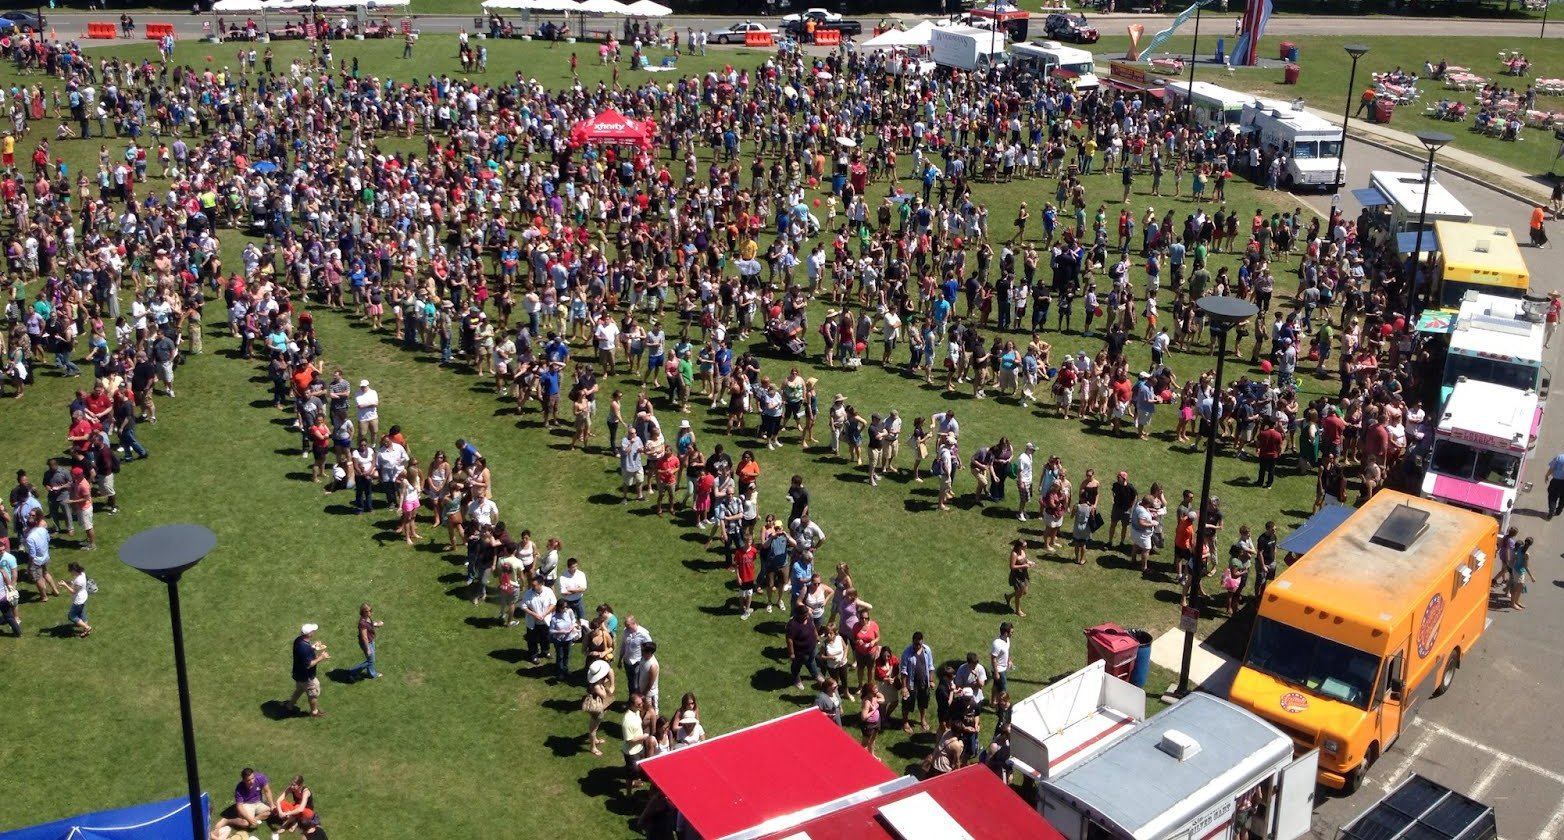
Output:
[{"xmin": 779, "ymin": 9, "xmax": 863, "ymax": 37}]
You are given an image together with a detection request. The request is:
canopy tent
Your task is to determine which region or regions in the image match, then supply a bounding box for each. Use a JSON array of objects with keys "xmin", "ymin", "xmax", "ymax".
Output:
[
  {"xmin": 752, "ymin": 766, "xmax": 1067, "ymax": 840},
  {"xmin": 575, "ymin": 0, "xmax": 631, "ymax": 12},
  {"xmin": 212, "ymin": 0, "xmax": 267, "ymax": 12},
  {"xmin": 623, "ymin": 0, "xmax": 671, "ymax": 15},
  {"xmin": 0, "ymin": 795, "xmax": 210, "ymax": 840},
  {"xmin": 639, "ymin": 710, "xmax": 897, "ymax": 840},
  {"xmin": 569, "ymin": 109, "xmax": 656, "ymax": 149},
  {"xmin": 860, "ymin": 19, "xmax": 938, "ymax": 48}
]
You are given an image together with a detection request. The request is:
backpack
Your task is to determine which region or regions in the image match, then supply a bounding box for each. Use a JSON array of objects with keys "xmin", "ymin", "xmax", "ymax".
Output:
[{"xmin": 85, "ymin": 578, "xmax": 99, "ymax": 595}]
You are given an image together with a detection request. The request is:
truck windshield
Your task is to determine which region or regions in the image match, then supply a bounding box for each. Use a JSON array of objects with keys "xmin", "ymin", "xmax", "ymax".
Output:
[
  {"xmin": 1244, "ymin": 617, "xmax": 1380, "ymax": 710},
  {"xmin": 1291, "ymin": 141, "xmax": 1320, "ymax": 160},
  {"xmin": 1444, "ymin": 353, "xmax": 1538, "ymax": 391},
  {"xmin": 1429, "ymin": 439, "xmax": 1521, "ymax": 487}
]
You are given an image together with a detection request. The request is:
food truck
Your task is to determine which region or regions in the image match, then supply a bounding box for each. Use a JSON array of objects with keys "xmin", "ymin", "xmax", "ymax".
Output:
[
  {"xmin": 1228, "ymin": 492, "xmax": 1498, "ymax": 792},
  {"xmin": 1240, "ymin": 97, "xmax": 1344, "ymax": 190},
  {"xmin": 1352, "ymin": 170, "xmax": 1473, "ymax": 240},
  {"xmin": 930, "ymin": 25, "xmax": 1011, "ymax": 72},
  {"xmin": 1443, "ymin": 291, "xmax": 1550, "ymax": 400},
  {"xmin": 1162, "ymin": 81, "xmax": 1252, "ymax": 130},
  {"xmin": 1008, "ymin": 40, "xmax": 1100, "ymax": 91},
  {"xmin": 1433, "ymin": 221, "xmax": 1531, "ymax": 308},
  {"xmin": 1423, "ymin": 378, "xmax": 1541, "ymax": 531},
  {"xmin": 1034, "ymin": 692, "xmax": 1318, "ymax": 840}
]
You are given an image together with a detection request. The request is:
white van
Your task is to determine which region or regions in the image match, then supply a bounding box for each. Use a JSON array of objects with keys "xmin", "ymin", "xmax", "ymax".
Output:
[
  {"xmin": 1009, "ymin": 39, "xmax": 1100, "ymax": 90},
  {"xmin": 1240, "ymin": 97, "xmax": 1344, "ymax": 190}
]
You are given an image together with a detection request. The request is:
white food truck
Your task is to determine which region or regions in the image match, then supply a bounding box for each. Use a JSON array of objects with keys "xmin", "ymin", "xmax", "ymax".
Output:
[
  {"xmin": 1163, "ymin": 81, "xmax": 1252, "ymax": 130},
  {"xmin": 1015, "ymin": 665, "xmax": 1318, "ymax": 840},
  {"xmin": 1240, "ymin": 97, "xmax": 1345, "ymax": 190},
  {"xmin": 1009, "ymin": 40, "xmax": 1100, "ymax": 90},
  {"xmin": 1353, "ymin": 170, "xmax": 1473, "ymax": 239},
  {"xmin": 930, "ymin": 25, "xmax": 1010, "ymax": 72},
  {"xmin": 1443, "ymin": 291, "xmax": 1550, "ymax": 401},
  {"xmin": 1423, "ymin": 378, "xmax": 1541, "ymax": 531}
]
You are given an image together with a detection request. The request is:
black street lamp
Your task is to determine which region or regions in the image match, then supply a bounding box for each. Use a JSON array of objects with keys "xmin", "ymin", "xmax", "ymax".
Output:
[
  {"xmin": 1185, "ymin": 4, "xmax": 1203, "ymax": 126},
  {"xmin": 1176, "ymin": 295, "xmax": 1258, "ymax": 697},
  {"xmin": 1406, "ymin": 131, "xmax": 1452, "ymax": 322},
  {"xmin": 119, "ymin": 524, "xmax": 219, "ymax": 840},
  {"xmin": 1333, "ymin": 44, "xmax": 1370, "ymax": 196}
]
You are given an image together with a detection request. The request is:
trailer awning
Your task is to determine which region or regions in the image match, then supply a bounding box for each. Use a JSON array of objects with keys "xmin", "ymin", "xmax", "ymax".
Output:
[
  {"xmin": 1278, "ymin": 504, "xmax": 1356, "ymax": 555},
  {"xmin": 1352, "ymin": 186, "xmax": 1390, "ymax": 207}
]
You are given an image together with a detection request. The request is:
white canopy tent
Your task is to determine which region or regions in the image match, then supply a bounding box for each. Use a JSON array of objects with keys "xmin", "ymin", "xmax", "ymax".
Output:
[
  {"xmin": 859, "ymin": 19, "xmax": 938, "ymax": 48},
  {"xmin": 574, "ymin": 0, "xmax": 631, "ymax": 13},
  {"xmin": 623, "ymin": 0, "xmax": 671, "ymax": 15}
]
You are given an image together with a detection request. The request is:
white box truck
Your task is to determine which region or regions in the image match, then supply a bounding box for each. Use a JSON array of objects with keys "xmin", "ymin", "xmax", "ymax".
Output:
[
  {"xmin": 1009, "ymin": 39, "xmax": 1100, "ymax": 90},
  {"xmin": 1240, "ymin": 97, "xmax": 1345, "ymax": 191},
  {"xmin": 930, "ymin": 24, "xmax": 1010, "ymax": 72}
]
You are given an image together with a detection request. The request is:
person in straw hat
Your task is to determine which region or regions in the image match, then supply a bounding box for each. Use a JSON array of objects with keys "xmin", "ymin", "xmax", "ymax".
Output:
[{"xmin": 582, "ymin": 659, "xmax": 616, "ymax": 756}]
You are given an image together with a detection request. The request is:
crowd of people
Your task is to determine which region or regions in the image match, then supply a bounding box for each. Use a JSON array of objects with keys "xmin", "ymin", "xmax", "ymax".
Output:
[{"xmin": 0, "ymin": 23, "xmax": 1545, "ymax": 838}]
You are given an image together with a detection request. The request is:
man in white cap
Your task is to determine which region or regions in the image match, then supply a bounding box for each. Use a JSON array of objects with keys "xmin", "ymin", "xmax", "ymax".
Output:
[
  {"xmin": 285, "ymin": 622, "xmax": 330, "ymax": 717},
  {"xmin": 354, "ymin": 379, "xmax": 380, "ymax": 441}
]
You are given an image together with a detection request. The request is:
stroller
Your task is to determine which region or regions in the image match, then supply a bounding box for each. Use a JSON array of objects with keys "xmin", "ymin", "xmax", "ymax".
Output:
[{"xmin": 765, "ymin": 316, "xmax": 808, "ymax": 356}]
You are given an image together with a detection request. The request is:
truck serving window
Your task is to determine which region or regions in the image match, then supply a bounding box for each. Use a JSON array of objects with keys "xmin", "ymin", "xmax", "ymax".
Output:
[
  {"xmin": 1245, "ymin": 617, "xmax": 1380, "ymax": 709},
  {"xmin": 1429, "ymin": 440, "xmax": 1520, "ymax": 487}
]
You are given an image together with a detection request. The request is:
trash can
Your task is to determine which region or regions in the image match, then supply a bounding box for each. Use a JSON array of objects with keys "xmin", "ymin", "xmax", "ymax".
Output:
[
  {"xmin": 1129, "ymin": 629, "xmax": 1155, "ymax": 687},
  {"xmin": 1279, "ymin": 41, "xmax": 1295, "ymax": 61},
  {"xmin": 1284, "ymin": 63, "xmax": 1300, "ymax": 85},
  {"xmin": 1084, "ymin": 623, "xmax": 1138, "ymax": 680},
  {"xmin": 1375, "ymin": 97, "xmax": 1395, "ymax": 124},
  {"xmin": 1215, "ymin": 37, "xmax": 1225, "ymax": 64},
  {"xmin": 1287, "ymin": 44, "xmax": 1299, "ymax": 62}
]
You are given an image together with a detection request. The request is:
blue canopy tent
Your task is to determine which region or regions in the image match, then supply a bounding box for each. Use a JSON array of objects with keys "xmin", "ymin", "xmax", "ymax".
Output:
[
  {"xmin": 1277, "ymin": 504, "xmax": 1356, "ymax": 556},
  {"xmin": 0, "ymin": 795, "xmax": 209, "ymax": 840}
]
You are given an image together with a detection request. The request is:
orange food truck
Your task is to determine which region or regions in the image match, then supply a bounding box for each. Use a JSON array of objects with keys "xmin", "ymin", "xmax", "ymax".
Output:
[{"xmin": 1227, "ymin": 491, "xmax": 1498, "ymax": 792}]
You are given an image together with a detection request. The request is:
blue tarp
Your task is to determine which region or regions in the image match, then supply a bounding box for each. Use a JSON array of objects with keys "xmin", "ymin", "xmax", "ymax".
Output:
[
  {"xmin": 0, "ymin": 794, "xmax": 209, "ymax": 840},
  {"xmin": 1278, "ymin": 504, "xmax": 1356, "ymax": 555}
]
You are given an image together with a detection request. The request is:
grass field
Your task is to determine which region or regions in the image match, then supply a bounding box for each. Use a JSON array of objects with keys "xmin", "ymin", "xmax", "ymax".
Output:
[{"xmin": 0, "ymin": 36, "xmax": 1327, "ymax": 838}]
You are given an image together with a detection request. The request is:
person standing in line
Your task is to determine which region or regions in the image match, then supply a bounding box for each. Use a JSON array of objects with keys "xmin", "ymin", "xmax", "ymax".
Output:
[
  {"xmin": 347, "ymin": 603, "xmax": 383, "ymax": 681},
  {"xmin": 521, "ymin": 576, "xmax": 556, "ymax": 665},
  {"xmin": 638, "ymin": 639, "xmax": 661, "ymax": 715},
  {"xmin": 285, "ymin": 622, "xmax": 329, "ymax": 717},
  {"xmin": 58, "ymin": 561, "xmax": 93, "ymax": 637},
  {"xmin": 1545, "ymin": 448, "xmax": 1564, "ymax": 520},
  {"xmin": 1509, "ymin": 537, "xmax": 1536, "ymax": 609},
  {"xmin": 619, "ymin": 615, "xmax": 651, "ymax": 692},
  {"xmin": 24, "ymin": 510, "xmax": 57, "ymax": 602},
  {"xmin": 899, "ymin": 632, "xmax": 935, "ymax": 732},
  {"xmin": 0, "ymin": 537, "xmax": 21, "ymax": 636},
  {"xmin": 67, "ymin": 466, "xmax": 95, "ymax": 551},
  {"xmin": 990, "ymin": 622, "xmax": 1014, "ymax": 697},
  {"xmin": 1003, "ymin": 539, "xmax": 1034, "ymax": 617}
]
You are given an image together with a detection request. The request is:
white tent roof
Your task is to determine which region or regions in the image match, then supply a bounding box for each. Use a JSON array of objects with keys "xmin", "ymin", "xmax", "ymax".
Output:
[
  {"xmin": 860, "ymin": 19, "xmax": 938, "ymax": 48},
  {"xmin": 623, "ymin": 0, "xmax": 671, "ymax": 15},
  {"xmin": 212, "ymin": 0, "xmax": 267, "ymax": 11},
  {"xmin": 516, "ymin": 0, "xmax": 581, "ymax": 10},
  {"xmin": 575, "ymin": 0, "xmax": 630, "ymax": 12}
]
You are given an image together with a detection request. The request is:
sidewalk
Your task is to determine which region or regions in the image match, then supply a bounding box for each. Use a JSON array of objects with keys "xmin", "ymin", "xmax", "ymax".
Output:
[
  {"xmin": 1147, "ymin": 626, "xmax": 1240, "ymax": 696},
  {"xmin": 1303, "ymin": 105, "xmax": 1549, "ymax": 203}
]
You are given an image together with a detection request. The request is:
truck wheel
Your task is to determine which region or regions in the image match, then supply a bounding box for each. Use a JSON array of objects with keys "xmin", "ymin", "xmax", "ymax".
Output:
[
  {"xmin": 1433, "ymin": 648, "xmax": 1460, "ymax": 697},
  {"xmin": 1344, "ymin": 743, "xmax": 1379, "ymax": 795}
]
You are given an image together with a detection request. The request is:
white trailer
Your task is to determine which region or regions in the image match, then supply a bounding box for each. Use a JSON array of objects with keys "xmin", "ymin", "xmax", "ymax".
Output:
[
  {"xmin": 1009, "ymin": 661, "xmax": 1146, "ymax": 783},
  {"xmin": 1035, "ymin": 692, "xmax": 1318, "ymax": 840},
  {"xmin": 1240, "ymin": 97, "xmax": 1345, "ymax": 190},
  {"xmin": 930, "ymin": 25, "xmax": 1009, "ymax": 72}
]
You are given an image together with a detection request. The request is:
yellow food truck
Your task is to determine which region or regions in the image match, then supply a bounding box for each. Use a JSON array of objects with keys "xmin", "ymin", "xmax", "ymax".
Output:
[{"xmin": 1227, "ymin": 491, "xmax": 1498, "ymax": 792}]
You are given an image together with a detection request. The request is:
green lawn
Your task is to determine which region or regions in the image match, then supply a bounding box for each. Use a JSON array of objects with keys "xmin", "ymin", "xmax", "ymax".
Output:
[{"xmin": 4, "ymin": 36, "xmax": 1319, "ymax": 838}]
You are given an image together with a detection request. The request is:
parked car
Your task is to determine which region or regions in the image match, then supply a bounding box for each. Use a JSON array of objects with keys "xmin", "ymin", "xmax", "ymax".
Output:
[
  {"xmin": 779, "ymin": 7, "xmax": 841, "ymax": 25},
  {"xmin": 710, "ymin": 21, "xmax": 776, "ymax": 44},
  {"xmin": 1043, "ymin": 12, "xmax": 1098, "ymax": 44},
  {"xmin": 0, "ymin": 10, "xmax": 43, "ymax": 30}
]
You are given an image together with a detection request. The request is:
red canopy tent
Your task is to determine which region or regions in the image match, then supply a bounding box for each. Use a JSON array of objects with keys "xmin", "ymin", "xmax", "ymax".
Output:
[
  {"xmin": 637, "ymin": 710, "xmax": 896, "ymax": 840},
  {"xmin": 753, "ymin": 765, "xmax": 1068, "ymax": 840},
  {"xmin": 568, "ymin": 109, "xmax": 656, "ymax": 150}
]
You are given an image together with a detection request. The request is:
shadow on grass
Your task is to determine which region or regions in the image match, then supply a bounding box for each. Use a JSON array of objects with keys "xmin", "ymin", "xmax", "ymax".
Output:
[
  {"xmin": 750, "ymin": 667, "xmax": 794, "ymax": 692},
  {"xmin": 680, "ymin": 556, "xmax": 728, "ymax": 574},
  {"xmin": 323, "ymin": 503, "xmax": 363, "ymax": 516},
  {"xmin": 541, "ymin": 697, "xmax": 581, "ymax": 715},
  {"xmin": 579, "ymin": 767, "xmax": 642, "ymax": 816},
  {"xmin": 464, "ymin": 615, "xmax": 504, "ymax": 630},
  {"xmin": 326, "ymin": 668, "xmax": 358, "ymax": 685},
  {"xmin": 972, "ymin": 600, "xmax": 1011, "ymax": 615},
  {"xmin": 543, "ymin": 734, "xmax": 580, "ymax": 757},
  {"xmin": 489, "ymin": 647, "xmax": 530, "ymax": 664},
  {"xmin": 259, "ymin": 700, "xmax": 301, "ymax": 721},
  {"xmin": 587, "ymin": 492, "xmax": 625, "ymax": 506}
]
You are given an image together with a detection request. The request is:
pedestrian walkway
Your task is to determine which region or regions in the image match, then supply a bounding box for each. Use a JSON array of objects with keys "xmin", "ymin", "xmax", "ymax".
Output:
[{"xmin": 1147, "ymin": 626, "xmax": 1239, "ymax": 696}]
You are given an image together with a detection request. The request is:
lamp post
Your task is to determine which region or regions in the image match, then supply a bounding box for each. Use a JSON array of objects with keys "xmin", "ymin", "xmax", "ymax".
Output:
[
  {"xmin": 1185, "ymin": 3, "xmax": 1203, "ymax": 126},
  {"xmin": 1333, "ymin": 44, "xmax": 1370, "ymax": 196},
  {"xmin": 1406, "ymin": 131, "xmax": 1452, "ymax": 323},
  {"xmin": 120, "ymin": 524, "xmax": 219, "ymax": 840},
  {"xmin": 1175, "ymin": 296, "xmax": 1258, "ymax": 697}
]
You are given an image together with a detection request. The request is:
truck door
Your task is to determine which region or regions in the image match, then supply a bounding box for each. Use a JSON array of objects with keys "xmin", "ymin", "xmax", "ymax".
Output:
[
  {"xmin": 1376, "ymin": 650, "xmax": 1407, "ymax": 749},
  {"xmin": 1271, "ymin": 750, "xmax": 1318, "ymax": 840}
]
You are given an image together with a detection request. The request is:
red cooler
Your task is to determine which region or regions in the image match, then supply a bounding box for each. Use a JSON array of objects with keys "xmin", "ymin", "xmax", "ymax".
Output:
[
  {"xmin": 1279, "ymin": 41, "xmax": 1295, "ymax": 61},
  {"xmin": 1284, "ymin": 63, "xmax": 1300, "ymax": 85},
  {"xmin": 1084, "ymin": 623, "xmax": 1139, "ymax": 680},
  {"xmin": 1374, "ymin": 98, "xmax": 1394, "ymax": 124}
]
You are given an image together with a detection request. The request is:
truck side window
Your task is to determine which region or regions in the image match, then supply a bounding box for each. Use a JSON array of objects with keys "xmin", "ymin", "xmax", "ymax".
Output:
[{"xmin": 1379, "ymin": 652, "xmax": 1405, "ymax": 703}]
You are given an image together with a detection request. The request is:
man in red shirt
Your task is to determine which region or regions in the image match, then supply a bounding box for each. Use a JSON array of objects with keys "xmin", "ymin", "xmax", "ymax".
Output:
[
  {"xmin": 82, "ymin": 383, "xmax": 113, "ymax": 427},
  {"xmin": 733, "ymin": 538, "xmax": 758, "ymax": 620},
  {"xmin": 1320, "ymin": 405, "xmax": 1347, "ymax": 460},
  {"xmin": 1255, "ymin": 418, "xmax": 1285, "ymax": 488}
]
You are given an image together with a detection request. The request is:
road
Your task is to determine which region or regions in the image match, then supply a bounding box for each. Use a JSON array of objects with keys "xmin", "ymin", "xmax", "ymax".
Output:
[
  {"xmin": 45, "ymin": 11, "xmax": 1564, "ymax": 837},
  {"xmin": 1290, "ymin": 138, "xmax": 1564, "ymax": 839},
  {"xmin": 33, "ymin": 10, "xmax": 1564, "ymax": 40}
]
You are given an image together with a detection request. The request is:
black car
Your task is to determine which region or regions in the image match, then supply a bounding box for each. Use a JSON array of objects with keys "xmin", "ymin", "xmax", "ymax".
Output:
[
  {"xmin": 1043, "ymin": 12, "xmax": 1097, "ymax": 44},
  {"xmin": 0, "ymin": 11, "xmax": 45, "ymax": 30}
]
